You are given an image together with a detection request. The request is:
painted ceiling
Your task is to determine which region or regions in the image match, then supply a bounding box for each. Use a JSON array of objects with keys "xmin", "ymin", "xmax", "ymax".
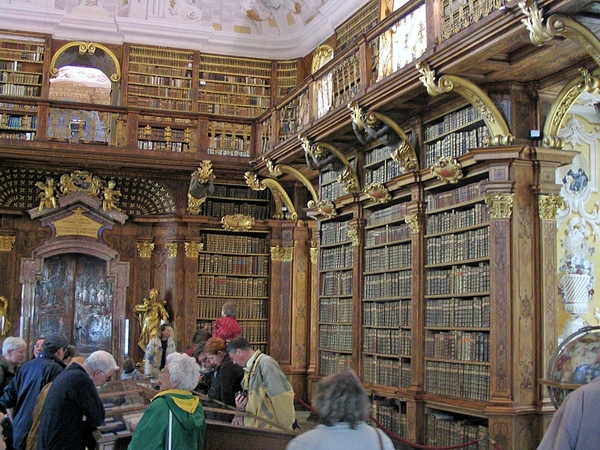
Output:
[{"xmin": 0, "ymin": 0, "xmax": 371, "ymax": 59}]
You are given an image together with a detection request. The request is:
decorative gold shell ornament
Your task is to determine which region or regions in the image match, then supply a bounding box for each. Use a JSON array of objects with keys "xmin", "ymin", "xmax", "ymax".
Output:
[
  {"xmin": 430, "ymin": 157, "xmax": 463, "ymax": 184},
  {"xmin": 364, "ymin": 183, "xmax": 391, "ymax": 203},
  {"xmin": 221, "ymin": 214, "xmax": 255, "ymax": 232}
]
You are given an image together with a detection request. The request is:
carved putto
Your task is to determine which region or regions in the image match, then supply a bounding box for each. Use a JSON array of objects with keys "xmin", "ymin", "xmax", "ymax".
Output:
[{"xmin": 188, "ymin": 161, "xmax": 215, "ymax": 215}]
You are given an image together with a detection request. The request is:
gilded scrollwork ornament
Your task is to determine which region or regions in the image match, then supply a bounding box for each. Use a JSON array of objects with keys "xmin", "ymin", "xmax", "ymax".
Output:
[
  {"xmin": 309, "ymin": 241, "xmax": 318, "ymax": 264},
  {"xmin": 221, "ymin": 214, "xmax": 255, "ymax": 232},
  {"xmin": 363, "ymin": 183, "xmax": 391, "ymax": 203},
  {"xmin": 485, "ymin": 193, "xmax": 515, "ymax": 219},
  {"xmin": 539, "ymin": 194, "xmax": 565, "ymax": 220},
  {"xmin": 430, "ymin": 156, "xmax": 463, "ymax": 184},
  {"xmin": 347, "ymin": 226, "xmax": 360, "ymax": 247},
  {"xmin": 244, "ymin": 171, "xmax": 298, "ymax": 220},
  {"xmin": 165, "ymin": 243, "xmax": 178, "ymax": 258}
]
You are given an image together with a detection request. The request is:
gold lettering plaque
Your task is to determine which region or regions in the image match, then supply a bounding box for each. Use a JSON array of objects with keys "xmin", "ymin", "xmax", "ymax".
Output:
[{"xmin": 54, "ymin": 208, "xmax": 102, "ymax": 238}]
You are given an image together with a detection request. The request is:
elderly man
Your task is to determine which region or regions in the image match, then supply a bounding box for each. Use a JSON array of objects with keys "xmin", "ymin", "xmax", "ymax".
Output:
[
  {"xmin": 0, "ymin": 333, "xmax": 69, "ymax": 450},
  {"xmin": 228, "ymin": 337, "xmax": 295, "ymax": 430},
  {"xmin": 36, "ymin": 350, "xmax": 118, "ymax": 450}
]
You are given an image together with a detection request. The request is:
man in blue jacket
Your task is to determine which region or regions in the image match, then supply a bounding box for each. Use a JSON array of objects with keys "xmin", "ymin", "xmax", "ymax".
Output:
[{"xmin": 0, "ymin": 333, "xmax": 68, "ymax": 450}]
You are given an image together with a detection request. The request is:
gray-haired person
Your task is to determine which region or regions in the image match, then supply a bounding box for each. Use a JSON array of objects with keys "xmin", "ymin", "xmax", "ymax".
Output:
[
  {"xmin": 36, "ymin": 350, "xmax": 118, "ymax": 450},
  {"xmin": 286, "ymin": 370, "xmax": 395, "ymax": 450}
]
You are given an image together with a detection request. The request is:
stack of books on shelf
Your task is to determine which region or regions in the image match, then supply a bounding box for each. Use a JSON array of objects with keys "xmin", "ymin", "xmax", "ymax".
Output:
[
  {"xmin": 202, "ymin": 234, "xmax": 267, "ymax": 254},
  {"xmin": 198, "ymin": 298, "xmax": 267, "ymax": 320},
  {"xmin": 425, "ymin": 361, "xmax": 490, "ymax": 401},
  {"xmin": 425, "ymin": 296, "xmax": 490, "ymax": 328}
]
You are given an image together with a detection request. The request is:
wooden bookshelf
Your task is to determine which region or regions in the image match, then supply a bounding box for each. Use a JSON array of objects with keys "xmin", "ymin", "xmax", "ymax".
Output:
[
  {"xmin": 278, "ymin": 88, "xmax": 310, "ymax": 143},
  {"xmin": 275, "ymin": 60, "xmax": 297, "ymax": 100},
  {"xmin": 207, "ymin": 121, "xmax": 252, "ymax": 158},
  {"xmin": 197, "ymin": 229, "xmax": 270, "ymax": 354},
  {"xmin": 362, "ymin": 199, "xmax": 412, "ymax": 395},
  {"xmin": 200, "ymin": 182, "xmax": 271, "ymax": 220},
  {"xmin": 137, "ymin": 114, "xmax": 196, "ymax": 152},
  {"xmin": 198, "ymin": 54, "xmax": 271, "ymax": 118},
  {"xmin": 259, "ymin": 115, "xmax": 272, "ymax": 155},
  {"xmin": 0, "ymin": 32, "xmax": 46, "ymax": 98},
  {"xmin": 424, "ymin": 105, "xmax": 489, "ymax": 167},
  {"xmin": 318, "ymin": 216, "xmax": 355, "ymax": 376},
  {"xmin": 125, "ymin": 45, "xmax": 195, "ymax": 112},
  {"xmin": 363, "ymin": 131, "xmax": 413, "ymax": 185},
  {"xmin": 335, "ymin": 0, "xmax": 380, "ymax": 52},
  {"xmin": 0, "ymin": 101, "xmax": 37, "ymax": 140},
  {"xmin": 319, "ymin": 157, "xmax": 356, "ymax": 201}
]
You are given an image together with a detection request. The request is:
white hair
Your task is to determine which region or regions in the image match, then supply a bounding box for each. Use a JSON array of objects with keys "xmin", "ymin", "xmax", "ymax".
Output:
[
  {"xmin": 2, "ymin": 337, "xmax": 26, "ymax": 357},
  {"xmin": 166, "ymin": 353, "xmax": 201, "ymax": 391},
  {"xmin": 85, "ymin": 350, "xmax": 119, "ymax": 376}
]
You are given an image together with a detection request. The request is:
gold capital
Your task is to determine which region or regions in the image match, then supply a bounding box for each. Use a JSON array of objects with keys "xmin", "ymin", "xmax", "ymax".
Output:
[
  {"xmin": 539, "ymin": 194, "xmax": 564, "ymax": 220},
  {"xmin": 184, "ymin": 242, "xmax": 203, "ymax": 258},
  {"xmin": 0, "ymin": 236, "xmax": 16, "ymax": 252},
  {"xmin": 347, "ymin": 227, "xmax": 360, "ymax": 247},
  {"xmin": 406, "ymin": 213, "xmax": 421, "ymax": 234},
  {"xmin": 137, "ymin": 242, "xmax": 154, "ymax": 258},
  {"xmin": 271, "ymin": 246, "xmax": 294, "ymax": 262},
  {"xmin": 166, "ymin": 243, "xmax": 178, "ymax": 258},
  {"xmin": 485, "ymin": 193, "xmax": 515, "ymax": 219}
]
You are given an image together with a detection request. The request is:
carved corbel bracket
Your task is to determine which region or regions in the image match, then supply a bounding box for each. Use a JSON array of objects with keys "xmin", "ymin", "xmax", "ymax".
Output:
[
  {"xmin": 187, "ymin": 161, "xmax": 215, "ymax": 215},
  {"xmin": 416, "ymin": 62, "xmax": 514, "ymax": 146},
  {"xmin": 267, "ymin": 159, "xmax": 338, "ymax": 219},
  {"xmin": 244, "ymin": 171, "xmax": 298, "ymax": 220},
  {"xmin": 349, "ymin": 102, "xmax": 419, "ymax": 173},
  {"xmin": 299, "ymin": 133, "xmax": 361, "ymax": 194},
  {"xmin": 541, "ymin": 67, "xmax": 600, "ymax": 149},
  {"xmin": 50, "ymin": 41, "xmax": 121, "ymax": 82},
  {"xmin": 519, "ymin": 0, "xmax": 600, "ymax": 66},
  {"xmin": 430, "ymin": 156, "xmax": 464, "ymax": 184}
]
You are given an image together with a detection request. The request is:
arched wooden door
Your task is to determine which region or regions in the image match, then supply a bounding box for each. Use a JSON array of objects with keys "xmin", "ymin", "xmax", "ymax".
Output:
[{"xmin": 33, "ymin": 253, "xmax": 113, "ymax": 357}]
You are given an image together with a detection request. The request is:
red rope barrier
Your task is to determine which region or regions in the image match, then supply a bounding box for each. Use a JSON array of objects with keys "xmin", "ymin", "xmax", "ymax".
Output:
[{"xmin": 294, "ymin": 394, "xmax": 503, "ymax": 450}]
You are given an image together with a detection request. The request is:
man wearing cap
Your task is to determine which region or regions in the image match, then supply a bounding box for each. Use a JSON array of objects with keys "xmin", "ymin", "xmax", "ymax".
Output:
[{"xmin": 0, "ymin": 333, "xmax": 69, "ymax": 450}]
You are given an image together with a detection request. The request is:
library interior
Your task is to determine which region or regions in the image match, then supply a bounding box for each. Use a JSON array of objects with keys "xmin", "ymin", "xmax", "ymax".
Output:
[{"xmin": 0, "ymin": 0, "xmax": 599, "ymax": 448}]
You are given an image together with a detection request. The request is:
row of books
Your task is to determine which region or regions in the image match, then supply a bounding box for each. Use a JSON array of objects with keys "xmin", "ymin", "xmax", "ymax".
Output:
[
  {"xmin": 365, "ymin": 145, "xmax": 396, "ymax": 166},
  {"xmin": 426, "ymin": 263, "xmax": 490, "ymax": 296},
  {"xmin": 425, "ymin": 125, "xmax": 490, "ymax": 167},
  {"xmin": 0, "ymin": 102, "xmax": 36, "ymax": 110},
  {"xmin": 363, "ymin": 328, "xmax": 412, "ymax": 356},
  {"xmin": 425, "ymin": 330, "xmax": 490, "ymax": 362},
  {"xmin": 426, "ymin": 227, "xmax": 489, "ymax": 265},
  {"xmin": 198, "ymin": 102, "xmax": 264, "ymax": 118},
  {"xmin": 0, "ymin": 40, "xmax": 44, "ymax": 52},
  {"xmin": 362, "ymin": 355, "xmax": 410, "ymax": 388},
  {"xmin": 425, "ymin": 361, "xmax": 490, "ymax": 401},
  {"xmin": 319, "ymin": 297, "xmax": 353, "ymax": 323},
  {"xmin": 200, "ymin": 200, "xmax": 270, "ymax": 220},
  {"xmin": 139, "ymin": 115, "xmax": 193, "ymax": 124},
  {"xmin": 0, "ymin": 131, "xmax": 34, "ymax": 139},
  {"xmin": 320, "ymin": 179, "xmax": 347, "ymax": 201},
  {"xmin": 364, "ymin": 157, "xmax": 403, "ymax": 185},
  {"xmin": 128, "ymin": 63, "xmax": 191, "ymax": 78},
  {"xmin": 321, "ymin": 220, "xmax": 351, "ymax": 245},
  {"xmin": 370, "ymin": 400, "xmax": 406, "ymax": 436},
  {"xmin": 198, "ymin": 254, "xmax": 269, "ymax": 276},
  {"xmin": 425, "ymin": 411, "xmax": 489, "ymax": 450},
  {"xmin": 199, "ymin": 57, "xmax": 271, "ymax": 75},
  {"xmin": 208, "ymin": 135, "xmax": 250, "ymax": 152},
  {"xmin": 425, "ymin": 105, "xmax": 482, "ymax": 141},
  {"xmin": 426, "ymin": 180, "xmax": 487, "ymax": 211},
  {"xmin": 426, "ymin": 202, "xmax": 489, "ymax": 234},
  {"xmin": 363, "ymin": 355, "xmax": 411, "ymax": 389},
  {"xmin": 425, "ymin": 296, "xmax": 490, "ymax": 328},
  {"xmin": 366, "ymin": 202, "xmax": 409, "ymax": 227},
  {"xmin": 138, "ymin": 129, "xmax": 190, "ymax": 141},
  {"xmin": 363, "ymin": 299, "xmax": 412, "ymax": 328},
  {"xmin": 365, "ymin": 223, "xmax": 410, "ymax": 247},
  {"xmin": 0, "ymin": 50, "xmax": 44, "ymax": 62},
  {"xmin": 206, "ymin": 148, "xmax": 251, "ymax": 158},
  {"xmin": 202, "ymin": 73, "xmax": 270, "ymax": 86},
  {"xmin": 365, "ymin": 242, "xmax": 411, "ymax": 272},
  {"xmin": 137, "ymin": 141, "xmax": 189, "ymax": 152},
  {"xmin": 319, "ymin": 350, "xmax": 352, "ymax": 376},
  {"xmin": 197, "ymin": 319, "xmax": 267, "ymax": 343},
  {"xmin": 319, "ymin": 324, "xmax": 353, "ymax": 351},
  {"xmin": 128, "ymin": 84, "xmax": 193, "ymax": 99},
  {"xmin": 0, "ymin": 71, "xmax": 41, "ymax": 85},
  {"xmin": 320, "ymin": 167, "xmax": 340, "ymax": 185},
  {"xmin": 198, "ymin": 275, "xmax": 268, "ymax": 297},
  {"xmin": 0, "ymin": 83, "xmax": 41, "ymax": 96},
  {"xmin": 211, "ymin": 183, "xmax": 267, "ymax": 200},
  {"xmin": 202, "ymin": 234, "xmax": 267, "ymax": 254},
  {"xmin": 127, "ymin": 96, "xmax": 192, "ymax": 112},
  {"xmin": 128, "ymin": 73, "xmax": 192, "ymax": 88},
  {"xmin": 128, "ymin": 46, "xmax": 193, "ymax": 63},
  {"xmin": 0, "ymin": 114, "xmax": 36, "ymax": 129},
  {"xmin": 198, "ymin": 91, "xmax": 270, "ymax": 107},
  {"xmin": 198, "ymin": 297, "xmax": 267, "ymax": 319},
  {"xmin": 320, "ymin": 245, "xmax": 353, "ymax": 270},
  {"xmin": 321, "ymin": 270, "xmax": 353, "ymax": 296},
  {"xmin": 364, "ymin": 271, "xmax": 412, "ymax": 299}
]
